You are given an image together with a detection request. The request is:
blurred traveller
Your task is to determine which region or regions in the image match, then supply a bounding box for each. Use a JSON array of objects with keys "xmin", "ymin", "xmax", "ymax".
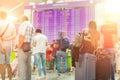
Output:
[
  {"xmin": 32, "ymin": 29, "xmax": 48, "ymax": 80},
  {"xmin": 49, "ymin": 40, "xmax": 57, "ymax": 71},
  {"xmin": 18, "ymin": 15, "xmax": 34, "ymax": 80},
  {"xmin": 101, "ymin": 22, "xmax": 117, "ymax": 80},
  {"xmin": 88, "ymin": 20, "xmax": 100, "ymax": 51},
  {"xmin": 72, "ymin": 33, "xmax": 83, "ymax": 67},
  {"xmin": 0, "ymin": 10, "xmax": 16, "ymax": 80},
  {"xmin": 55, "ymin": 31, "xmax": 70, "ymax": 77}
]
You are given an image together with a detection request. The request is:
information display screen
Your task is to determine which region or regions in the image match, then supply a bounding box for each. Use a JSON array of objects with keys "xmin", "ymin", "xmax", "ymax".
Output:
[{"xmin": 33, "ymin": 7, "xmax": 94, "ymax": 43}]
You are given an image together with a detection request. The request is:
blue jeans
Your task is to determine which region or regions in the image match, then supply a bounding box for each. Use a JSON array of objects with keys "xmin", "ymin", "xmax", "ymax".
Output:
[
  {"xmin": 50, "ymin": 59, "xmax": 55, "ymax": 69},
  {"xmin": 56, "ymin": 51, "xmax": 67, "ymax": 73},
  {"xmin": 33, "ymin": 55, "xmax": 37, "ymax": 66},
  {"xmin": 34, "ymin": 52, "xmax": 46, "ymax": 76}
]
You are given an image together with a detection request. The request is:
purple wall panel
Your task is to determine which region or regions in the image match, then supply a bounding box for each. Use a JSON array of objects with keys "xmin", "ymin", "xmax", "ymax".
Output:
[
  {"xmin": 80, "ymin": 7, "xmax": 86, "ymax": 31},
  {"xmin": 45, "ymin": 9, "xmax": 55, "ymax": 42},
  {"xmin": 71, "ymin": 9, "xmax": 75, "ymax": 42},
  {"xmin": 33, "ymin": 7, "xmax": 95, "ymax": 43},
  {"xmin": 33, "ymin": 11, "xmax": 39, "ymax": 29},
  {"xmin": 64, "ymin": 9, "xmax": 72, "ymax": 42},
  {"xmin": 37, "ymin": 11, "xmax": 45, "ymax": 32},
  {"xmin": 74, "ymin": 8, "xmax": 81, "ymax": 34}
]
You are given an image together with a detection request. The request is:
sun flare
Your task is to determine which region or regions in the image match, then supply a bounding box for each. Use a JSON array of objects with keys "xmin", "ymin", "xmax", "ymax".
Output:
[{"xmin": 105, "ymin": 0, "xmax": 120, "ymax": 14}]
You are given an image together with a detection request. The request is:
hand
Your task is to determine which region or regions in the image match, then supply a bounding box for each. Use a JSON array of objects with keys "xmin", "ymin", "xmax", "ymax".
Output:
[
  {"xmin": 18, "ymin": 43, "xmax": 23, "ymax": 49},
  {"xmin": 1, "ymin": 48, "xmax": 6, "ymax": 54}
]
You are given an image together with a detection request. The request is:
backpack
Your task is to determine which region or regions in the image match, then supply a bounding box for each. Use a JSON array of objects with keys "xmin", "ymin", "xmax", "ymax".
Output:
[
  {"xmin": 57, "ymin": 38, "xmax": 70, "ymax": 51},
  {"xmin": 79, "ymin": 32, "xmax": 94, "ymax": 54}
]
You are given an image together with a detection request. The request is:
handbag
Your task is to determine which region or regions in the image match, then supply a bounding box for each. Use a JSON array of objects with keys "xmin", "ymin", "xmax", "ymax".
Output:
[{"xmin": 22, "ymin": 42, "xmax": 31, "ymax": 52}]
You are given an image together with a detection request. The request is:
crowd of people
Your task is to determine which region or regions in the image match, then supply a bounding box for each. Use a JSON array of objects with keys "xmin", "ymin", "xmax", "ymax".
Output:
[{"xmin": 0, "ymin": 9, "xmax": 119, "ymax": 80}]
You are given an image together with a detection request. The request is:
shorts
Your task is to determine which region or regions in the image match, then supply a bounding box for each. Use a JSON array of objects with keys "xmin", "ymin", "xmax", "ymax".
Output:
[{"xmin": 0, "ymin": 46, "xmax": 11, "ymax": 64}]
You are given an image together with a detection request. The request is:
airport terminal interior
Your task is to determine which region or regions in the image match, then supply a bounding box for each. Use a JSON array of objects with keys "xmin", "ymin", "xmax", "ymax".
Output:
[{"xmin": 0, "ymin": 0, "xmax": 120, "ymax": 80}]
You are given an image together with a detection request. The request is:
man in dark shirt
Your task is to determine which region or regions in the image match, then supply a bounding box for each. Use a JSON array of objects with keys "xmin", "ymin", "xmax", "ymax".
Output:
[{"xmin": 56, "ymin": 31, "xmax": 70, "ymax": 77}]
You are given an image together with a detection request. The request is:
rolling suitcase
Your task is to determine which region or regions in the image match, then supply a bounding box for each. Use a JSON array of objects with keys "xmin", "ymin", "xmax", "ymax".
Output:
[
  {"xmin": 60, "ymin": 56, "xmax": 67, "ymax": 73},
  {"xmin": 56, "ymin": 51, "xmax": 67, "ymax": 73},
  {"xmin": 75, "ymin": 53, "xmax": 96, "ymax": 80},
  {"xmin": 115, "ymin": 42, "xmax": 120, "ymax": 73},
  {"xmin": 95, "ymin": 48, "xmax": 111, "ymax": 80}
]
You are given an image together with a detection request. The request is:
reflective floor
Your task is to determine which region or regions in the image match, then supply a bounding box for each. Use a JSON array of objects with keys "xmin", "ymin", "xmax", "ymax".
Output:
[
  {"xmin": 1, "ymin": 70, "xmax": 120, "ymax": 80},
  {"xmin": 0, "ymin": 70, "xmax": 75, "ymax": 80}
]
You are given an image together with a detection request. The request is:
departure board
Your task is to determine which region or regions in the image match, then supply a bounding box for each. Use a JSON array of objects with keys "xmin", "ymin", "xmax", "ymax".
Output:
[{"xmin": 33, "ymin": 7, "xmax": 95, "ymax": 43}]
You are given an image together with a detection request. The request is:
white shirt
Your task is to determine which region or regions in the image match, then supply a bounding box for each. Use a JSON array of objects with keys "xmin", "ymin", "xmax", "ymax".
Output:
[
  {"xmin": 0, "ymin": 20, "xmax": 16, "ymax": 39},
  {"xmin": 0, "ymin": 20, "xmax": 16, "ymax": 46},
  {"xmin": 32, "ymin": 33, "xmax": 48, "ymax": 54}
]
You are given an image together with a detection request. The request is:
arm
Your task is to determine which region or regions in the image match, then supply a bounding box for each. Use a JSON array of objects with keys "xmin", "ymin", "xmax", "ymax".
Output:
[
  {"xmin": 46, "ymin": 42, "xmax": 48, "ymax": 47},
  {"xmin": 32, "ymin": 41, "xmax": 36, "ymax": 47},
  {"xmin": 0, "ymin": 39, "xmax": 3, "ymax": 50},
  {"xmin": 18, "ymin": 23, "xmax": 26, "ymax": 48},
  {"xmin": 0, "ymin": 39, "xmax": 6, "ymax": 54},
  {"xmin": 18, "ymin": 35, "xmax": 25, "ymax": 48},
  {"xmin": 46, "ymin": 37, "xmax": 48, "ymax": 47}
]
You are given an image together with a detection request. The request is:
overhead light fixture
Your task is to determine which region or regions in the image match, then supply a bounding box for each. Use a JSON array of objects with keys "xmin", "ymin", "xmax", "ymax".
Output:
[
  {"xmin": 89, "ymin": 0, "xmax": 94, "ymax": 4},
  {"xmin": 29, "ymin": 2, "xmax": 35, "ymax": 5}
]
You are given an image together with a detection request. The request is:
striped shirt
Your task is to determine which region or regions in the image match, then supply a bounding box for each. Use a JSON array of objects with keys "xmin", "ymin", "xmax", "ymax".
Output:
[{"xmin": 18, "ymin": 21, "xmax": 34, "ymax": 42}]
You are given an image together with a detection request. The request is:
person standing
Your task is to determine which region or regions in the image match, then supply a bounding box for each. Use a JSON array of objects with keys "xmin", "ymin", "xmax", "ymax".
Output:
[
  {"xmin": 101, "ymin": 22, "xmax": 117, "ymax": 80},
  {"xmin": 71, "ymin": 33, "xmax": 83, "ymax": 67},
  {"xmin": 0, "ymin": 10, "xmax": 16, "ymax": 80},
  {"xmin": 50, "ymin": 40, "xmax": 57, "ymax": 71},
  {"xmin": 88, "ymin": 21, "xmax": 100, "ymax": 51},
  {"xmin": 32, "ymin": 29, "xmax": 48, "ymax": 80},
  {"xmin": 18, "ymin": 15, "xmax": 34, "ymax": 80},
  {"xmin": 55, "ymin": 31, "xmax": 70, "ymax": 77}
]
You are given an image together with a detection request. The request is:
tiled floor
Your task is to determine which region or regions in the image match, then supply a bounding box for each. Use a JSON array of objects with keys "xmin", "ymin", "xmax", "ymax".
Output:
[
  {"xmin": 31, "ymin": 71, "xmax": 75, "ymax": 80},
  {"xmin": 1, "ymin": 70, "xmax": 120, "ymax": 80},
  {"xmin": 0, "ymin": 70, "xmax": 75, "ymax": 80}
]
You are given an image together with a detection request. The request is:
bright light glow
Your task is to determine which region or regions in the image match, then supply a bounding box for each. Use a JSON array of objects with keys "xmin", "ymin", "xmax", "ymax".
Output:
[
  {"xmin": 7, "ymin": 15, "xmax": 17, "ymax": 21},
  {"xmin": 9, "ymin": 3, "xmax": 24, "ymax": 12},
  {"xmin": 105, "ymin": 0, "xmax": 120, "ymax": 14},
  {"xmin": 89, "ymin": 0, "xmax": 93, "ymax": 4},
  {"xmin": 29, "ymin": 2, "xmax": 35, "ymax": 5}
]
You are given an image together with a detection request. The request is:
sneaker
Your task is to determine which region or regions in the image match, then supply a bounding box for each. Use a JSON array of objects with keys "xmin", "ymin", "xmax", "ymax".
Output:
[
  {"xmin": 37, "ymin": 76, "xmax": 42, "ymax": 80},
  {"xmin": 68, "ymin": 72, "xmax": 71, "ymax": 75},
  {"xmin": 57, "ymin": 74, "xmax": 63, "ymax": 79},
  {"xmin": 32, "ymin": 65, "xmax": 36, "ymax": 72},
  {"xmin": 44, "ymin": 76, "xmax": 47, "ymax": 80},
  {"xmin": 58, "ymin": 73, "xmax": 61, "ymax": 76}
]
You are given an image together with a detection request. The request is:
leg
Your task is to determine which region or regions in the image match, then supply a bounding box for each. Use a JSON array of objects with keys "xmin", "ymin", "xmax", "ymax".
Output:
[
  {"xmin": 35, "ymin": 53, "xmax": 42, "ymax": 76},
  {"xmin": 6, "ymin": 64, "xmax": 12, "ymax": 80},
  {"xmin": 18, "ymin": 49, "xmax": 28, "ymax": 80},
  {"xmin": 0, "ymin": 52, "xmax": 5, "ymax": 80},
  {"xmin": 32, "ymin": 55, "xmax": 37, "ymax": 73},
  {"xmin": 0, "ymin": 64, "xmax": 5, "ymax": 80},
  {"xmin": 5, "ymin": 46, "xmax": 12, "ymax": 80},
  {"xmin": 56, "ymin": 55, "xmax": 61, "ymax": 74},
  {"xmin": 107, "ymin": 48, "xmax": 115, "ymax": 80},
  {"xmin": 41, "ymin": 53, "xmax": 47, "ymax": 76},
  {"xmin": 27, "ymin": 52, "xmax": 31, "ymax": 80},
  {"xmin": 62, "ymin": 51, "xmax": 67, "ymax": 72},
  {"xmin": 50, "ymin": 59, "xmax": 54, "ymax": 70},
  {"xmin": 111, "ymin": 64, "xmax": 115, "ymax": 80}
]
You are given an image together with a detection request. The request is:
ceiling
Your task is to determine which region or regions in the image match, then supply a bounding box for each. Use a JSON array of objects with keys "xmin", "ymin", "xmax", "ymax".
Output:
[
  {"xmin": 0, "ymin": 0, "xmax": 43, "ymax": 17},
  {"xmin": 0, "ymin": 0, "xmax": 104, "ymax": 19}
]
